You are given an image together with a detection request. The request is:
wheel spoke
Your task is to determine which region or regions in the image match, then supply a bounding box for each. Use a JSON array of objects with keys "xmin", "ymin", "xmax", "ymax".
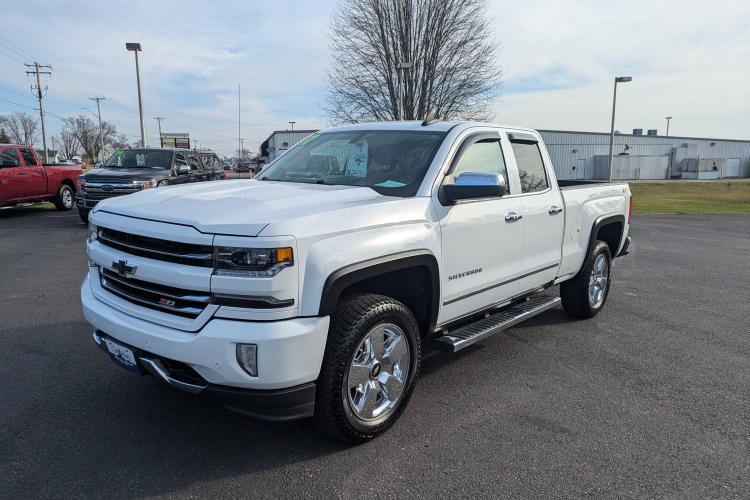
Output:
[
  {"xmin": 359, "ymin": 382, "xmax": 381, "ymax": 417},
  {"xmin": 368, "ymin": 326, "xmax": 385, "ymax": 358},
  {"xmin": 379, "ymin": 371, "xmax": 404, "ymax": 399},
  {"xmin": 348, "ymin": 363, "xmax": 371, "ymax": 389}
]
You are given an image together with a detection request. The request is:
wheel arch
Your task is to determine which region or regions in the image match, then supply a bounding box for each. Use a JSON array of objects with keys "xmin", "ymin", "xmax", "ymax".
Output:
[
  {"xmin": 59, "ymin": 178, "xmax": 75, "ymax": 190},
  {"xmin": 586, "ymin": 214, "xmax": 624, "ymax": 261},
  {"xmin": 318, "ymin": 250, "xmax": 440, "ymax": 336}
]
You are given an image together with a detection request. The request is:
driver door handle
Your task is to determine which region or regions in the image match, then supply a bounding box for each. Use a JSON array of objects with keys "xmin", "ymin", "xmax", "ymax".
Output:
[
  {"xmin": 549, "ymin": 206, "xmax": 563, "ymax": 215},
  {"xmin": 505, "ymin": 212, "xmax": 522, "ymax": 222}
]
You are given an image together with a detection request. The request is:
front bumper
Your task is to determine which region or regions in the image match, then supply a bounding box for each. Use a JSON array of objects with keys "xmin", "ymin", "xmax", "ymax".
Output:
[
  {"xmin": 93, "ymin": 331, "xmax": 316, "ymax": 420},
  {"xmin": 82, "ymin": 274, "xmax": 329, "ymax": 418}
]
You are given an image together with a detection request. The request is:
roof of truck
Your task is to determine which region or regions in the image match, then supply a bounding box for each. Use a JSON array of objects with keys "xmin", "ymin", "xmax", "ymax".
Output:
[{"xmin": 323, "ymin": 120, "xmax": 536, "ymax": 134}]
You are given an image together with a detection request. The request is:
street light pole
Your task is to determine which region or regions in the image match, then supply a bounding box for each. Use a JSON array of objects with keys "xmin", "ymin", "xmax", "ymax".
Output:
[
  {"xmin": 665, "ymin": 117, "xmax": 672, "ymax": 137},
  {"xmin": 397, "ymin": 62, "xmax": 412, "ymax": 121},
  {"xmin": 608, "ymin": 76, "xmax": 632, "ymax": 182},
  {"xmin": 126, "ymin": 43, "xmax": 146, "ymax": 147}
]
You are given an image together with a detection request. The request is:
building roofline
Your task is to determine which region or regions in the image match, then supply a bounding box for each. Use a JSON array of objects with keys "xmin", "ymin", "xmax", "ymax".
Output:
[{"xmin": 536, "ymin": 129, "xmax": 750, "ymax": 144}]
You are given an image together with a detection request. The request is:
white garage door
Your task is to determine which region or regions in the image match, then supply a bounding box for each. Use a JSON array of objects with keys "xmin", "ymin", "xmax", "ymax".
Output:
[{"xmin": 725, "ymin": 158, "xmax": 740, "ymax": 177}]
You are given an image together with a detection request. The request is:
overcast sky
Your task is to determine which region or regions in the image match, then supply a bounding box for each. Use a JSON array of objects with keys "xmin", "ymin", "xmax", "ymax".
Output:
[{"xmin": 1, "ymin": 0, "xmax": 748, "ymax": 157}]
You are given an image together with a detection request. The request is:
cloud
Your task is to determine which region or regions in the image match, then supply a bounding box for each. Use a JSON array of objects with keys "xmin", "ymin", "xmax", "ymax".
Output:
[{"xmin": 1, "ymin": 0, "xmax": 748, "ymax": 154}]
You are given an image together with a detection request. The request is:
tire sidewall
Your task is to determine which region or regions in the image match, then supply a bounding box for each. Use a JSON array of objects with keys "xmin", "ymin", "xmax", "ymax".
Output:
[
  {"xmin": 586, "ymin": 242, "xmax": 612, "ymax": 315},
  {"xmin": 57, "ymin": 185, "xmax": 74, "ymax": 210},
  {"xmin": 340, "ymin": 311, "xmax": 420, "ymax": 433}
]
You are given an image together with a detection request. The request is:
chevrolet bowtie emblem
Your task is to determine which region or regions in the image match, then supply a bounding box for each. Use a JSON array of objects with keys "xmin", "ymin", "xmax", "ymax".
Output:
[{"xmin": 112, "ymin": 259, "xmax": 137, "ymax": 277}]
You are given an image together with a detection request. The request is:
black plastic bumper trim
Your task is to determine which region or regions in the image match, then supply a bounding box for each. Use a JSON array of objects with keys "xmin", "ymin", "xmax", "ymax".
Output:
[{"xmin": 617, "ymin": 236, "xmax": 631, "ymax": 257}]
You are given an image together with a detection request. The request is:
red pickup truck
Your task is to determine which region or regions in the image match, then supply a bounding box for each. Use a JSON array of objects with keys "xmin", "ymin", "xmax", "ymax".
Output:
[{"xmin": 0, "ymin": 144, "xmax": 83, "ymax": 211}]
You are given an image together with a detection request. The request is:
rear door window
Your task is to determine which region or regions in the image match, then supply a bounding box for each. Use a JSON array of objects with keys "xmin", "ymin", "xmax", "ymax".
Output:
[
  {"xmin": 19, "ymin": 148, "xmax": 38, "ymax": 166},
  {"xmin": 0, "ymin": 148, "xmax": 21, "ymax": 166},
  {"xmin": 511, "ymin": 142, "xmax": 548, "ymax": 193},
  {"xmin": 174, "ymin": 153, "xmax": 187, "ymax": 168},
  {"xmin": 186, "ymin": 153, "xmax": 201, "ymax": 171}
]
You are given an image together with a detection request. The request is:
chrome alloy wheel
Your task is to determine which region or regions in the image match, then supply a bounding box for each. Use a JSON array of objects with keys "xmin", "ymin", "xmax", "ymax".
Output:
[
  {"xmin": 588, "ymin": 254, "xmax": 609, "ymax": 308},
  {"xmin": 62, "ymin": 189, "xmax": 73, "ymax": 208},
  {"xmin": 346, "ymin": 324, "xmax": 411, "ymax": 421}
]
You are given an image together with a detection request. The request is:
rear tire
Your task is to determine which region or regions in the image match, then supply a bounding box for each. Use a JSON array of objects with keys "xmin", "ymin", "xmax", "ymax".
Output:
[
  {"xmin": 560, "ymin": 240, "xmax": 612, "ymax": 318},
  {"xmin": 314, "ymin": 293, "xmax": 421, "ymax": 444},
  {"xmin": 54, "ymin": 184, "xmax": 75, "ymax": 211}
]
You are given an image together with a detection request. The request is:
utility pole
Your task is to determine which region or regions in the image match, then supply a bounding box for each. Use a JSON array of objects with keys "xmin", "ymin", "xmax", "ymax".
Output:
[
  {"xmin": 240, "ymin": 138, "xmax": 245, "ymax": 162},
  {"xmin": 25, "ymin": 62, "xmax": 52, "ymax": 162},
  {"xmin": 154, "ymin": 116, "xmax": 164, "ymax": 146},
  {"xmin": 89, "ymin": 97, "xmax": 106, "ymax": 162}
]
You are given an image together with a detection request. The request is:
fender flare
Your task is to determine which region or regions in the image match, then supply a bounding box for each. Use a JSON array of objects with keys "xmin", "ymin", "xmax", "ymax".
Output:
[
  {"xmin": 318, "ymin": 250, "xmax": 440, "ymax": 332},
  {"xmin": 585, "ymin": 214, "xmax": 625, "ymax": 261}
]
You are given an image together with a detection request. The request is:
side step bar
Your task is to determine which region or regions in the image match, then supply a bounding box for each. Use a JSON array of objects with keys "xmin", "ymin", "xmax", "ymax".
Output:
[{"xmin": 434, "ymin": 296, "xmax": 561, "ymax": 353}]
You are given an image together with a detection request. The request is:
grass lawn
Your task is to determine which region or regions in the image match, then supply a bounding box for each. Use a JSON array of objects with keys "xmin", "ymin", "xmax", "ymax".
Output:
[{"xmin": 630, "ymin": 182, "xmax": 750, "ymax": 213}]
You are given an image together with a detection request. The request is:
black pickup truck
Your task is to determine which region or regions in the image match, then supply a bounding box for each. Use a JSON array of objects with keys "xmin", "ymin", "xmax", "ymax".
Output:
[{"xmin": 76, "ymin": 148, "xmax": 225, "ymax": 223}]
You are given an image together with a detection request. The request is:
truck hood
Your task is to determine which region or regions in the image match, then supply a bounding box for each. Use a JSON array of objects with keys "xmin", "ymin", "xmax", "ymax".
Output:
[{"xmin": 94, "ymin": 179, "xmax": 394, "ymax": 236}]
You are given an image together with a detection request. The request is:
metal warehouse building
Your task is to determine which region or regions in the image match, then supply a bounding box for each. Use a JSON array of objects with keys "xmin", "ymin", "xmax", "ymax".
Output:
[
  {"xmin": 259, "ymin": 130, "xmax": 318, "ymax": 163},
  {"xmin": 538, "ymin": 130, "xmax": 750, "ymax": 181}
]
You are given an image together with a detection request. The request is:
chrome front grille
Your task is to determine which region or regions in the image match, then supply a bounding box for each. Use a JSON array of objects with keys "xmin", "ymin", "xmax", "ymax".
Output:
[
  {"xmin": 89, "ymin": 177, "xmax": 132, "ymax": 184},
  {"xmin": 98, "ymin": 227, "xmax": 214, "ymax": 268},
  {"xmin": 85, "ymin": 180, "xmax": 143, "ymax": 199},
  {"xmin": 100, "ymin": 268, "xmax": 209, "ymax": 318}
]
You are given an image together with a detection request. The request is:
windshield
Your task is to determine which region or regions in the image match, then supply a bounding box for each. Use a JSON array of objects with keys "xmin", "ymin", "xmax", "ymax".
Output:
[
  {"xmin": 261, "ymin": 131, "xmax": 446, "ymax": 197},
  {"xmin": 104, "ymin": 150, "xmax": 173, "ymax": 169}
]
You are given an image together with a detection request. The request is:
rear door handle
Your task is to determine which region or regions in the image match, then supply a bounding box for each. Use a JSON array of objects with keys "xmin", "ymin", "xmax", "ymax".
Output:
[
  {"xmin": 18, "ymin": 171, "xmax": 26, "ymax": 175},
  {"xmin": 505, "ymin": 212, "xmax": 523, "ymax": 222},
  {"xmin": 549, "ymin": 206, "xmax": 563, "ymax": 215}
]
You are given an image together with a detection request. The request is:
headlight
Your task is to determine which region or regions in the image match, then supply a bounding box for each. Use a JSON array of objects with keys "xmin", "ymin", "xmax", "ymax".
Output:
[
  {"xmin": 214, "ymin": 247, "xmax": 293, "ymax": 277},
  {"xmin": 77, "ymin": 175, "xmax": 86, "ymax": 195},
  {"xmin": 133, "ymin": 181, "xmax": 152, "ymax": 190},
  {"xmin": 88, "ymin": 221, "xmax": 98, "ymax": 242}
]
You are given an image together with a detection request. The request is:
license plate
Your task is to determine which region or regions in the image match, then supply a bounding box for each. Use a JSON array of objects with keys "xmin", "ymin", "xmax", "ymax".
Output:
[{"xmin": 104, "ymin": 338, "xmax": 141, "ymax": 375}]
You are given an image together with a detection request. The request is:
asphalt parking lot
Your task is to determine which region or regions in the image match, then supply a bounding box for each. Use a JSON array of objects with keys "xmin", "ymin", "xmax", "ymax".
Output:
[{"xmin": 1, "ymin": 209, "xmax": 748, "ymax": 499}]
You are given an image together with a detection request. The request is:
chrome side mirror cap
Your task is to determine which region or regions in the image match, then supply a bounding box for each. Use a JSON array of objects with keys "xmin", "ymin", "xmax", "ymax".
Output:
[
  {"xmin": 178, "ymin": 165, "xmax": 190, "ymax": 175},
  {"xmin": 444, "ymin": 172, "xmax": 506, "ymax": 202}
]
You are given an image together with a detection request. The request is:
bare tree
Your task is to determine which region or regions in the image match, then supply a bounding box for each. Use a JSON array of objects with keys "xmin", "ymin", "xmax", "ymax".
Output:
[
  {"xmin": 108, "ymin": 133, "xmax": 130, "ymax": 152},
  {"xmin": 62, "ymin": 115, "xmax": 121, "ymax": 163},
  {"xmin": 322, "ymin": 0, "xmax": 503, "ymax": 124},
  {"xmin": 0, "ymin": 112, "xmax": 41, "ymax": 145},
  {"xmin": 54, "ymin": 128, "xmax": 81, "ymax": 159}
]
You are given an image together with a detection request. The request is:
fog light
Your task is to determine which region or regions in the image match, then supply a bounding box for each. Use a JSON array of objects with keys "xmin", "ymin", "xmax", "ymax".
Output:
[{"xmin": 236, "ymin": 344, "xmax": 257, "ymax": 377}]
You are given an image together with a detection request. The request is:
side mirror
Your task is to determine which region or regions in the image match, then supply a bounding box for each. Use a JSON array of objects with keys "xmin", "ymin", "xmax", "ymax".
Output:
[
  {"xmin": 94, "ymin": 162, "xmax": 102, "ymax": 168},
  {"xmin": 178, "ymin": 165, "xmax": 190, "ymax": 175},
  {"xmin": 2, "ymin": 160, "xmax": 18, "ymax": 167},
  {"xmin": 444, "ymin": 172, "xmax": 506, "ymax": 203}
]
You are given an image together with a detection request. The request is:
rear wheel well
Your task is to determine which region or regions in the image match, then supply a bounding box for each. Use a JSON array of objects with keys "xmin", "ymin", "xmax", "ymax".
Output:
[
  {"xmin": 596, "ymin": 221, "xmax": 623, "ymax": 255},
  {"xmin": 59, "ymin": 179, "xmax": 75, "ymax": 191}
]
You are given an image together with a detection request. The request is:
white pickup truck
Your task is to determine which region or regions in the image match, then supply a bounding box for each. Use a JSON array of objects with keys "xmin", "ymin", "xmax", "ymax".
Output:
[{"xmin": 81, "ymin": 120, "xmax": 632, "ymax": 443}]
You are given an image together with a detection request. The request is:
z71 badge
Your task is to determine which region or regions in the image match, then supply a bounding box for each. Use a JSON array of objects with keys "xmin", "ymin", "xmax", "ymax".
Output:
[{"xmin": 448, "ymin": 268, "xmax": 482, "ymax": 281}]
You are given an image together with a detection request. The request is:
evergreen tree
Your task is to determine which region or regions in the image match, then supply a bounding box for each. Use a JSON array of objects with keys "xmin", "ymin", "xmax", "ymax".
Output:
[{"xmin": 0, "ymin": 127, "xmax": 11, "ymax": 144}]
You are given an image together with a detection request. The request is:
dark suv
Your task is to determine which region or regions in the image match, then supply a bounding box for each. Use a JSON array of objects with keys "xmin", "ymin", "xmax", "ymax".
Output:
[{"xmin": 76, "ymin": 148, "xmax": 225, "ymax": 223}]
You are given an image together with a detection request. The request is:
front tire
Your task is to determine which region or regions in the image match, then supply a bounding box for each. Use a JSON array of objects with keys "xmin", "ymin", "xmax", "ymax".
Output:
[
  {"xmin": 54, "ymin": 184, "xmax": 75, "ymax": 211},
  {"xmin": 560, "ymin": 240, "xmax": 612, "ymax": 318},
  {"xmin": 78, "ymin": 209, "xmax": 90, "ymax": 224},
  {"xmin": 314, "ymin": 293, "xmax": 421, "ymax": 444}
]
